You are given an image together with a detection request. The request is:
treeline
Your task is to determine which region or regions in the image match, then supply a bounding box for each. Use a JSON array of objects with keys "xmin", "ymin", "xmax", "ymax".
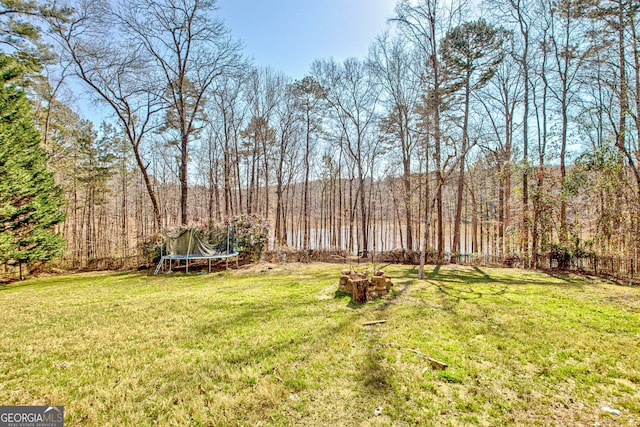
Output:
[{"xmin": 3, "ymin": 0, "xmax": 640, "ymax": 276}]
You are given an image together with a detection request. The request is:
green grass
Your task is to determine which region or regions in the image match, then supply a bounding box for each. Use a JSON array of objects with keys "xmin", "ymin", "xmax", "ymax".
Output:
[{"xmin": 1, "ymin": 263, "xmax": 639, "ymax": 426}]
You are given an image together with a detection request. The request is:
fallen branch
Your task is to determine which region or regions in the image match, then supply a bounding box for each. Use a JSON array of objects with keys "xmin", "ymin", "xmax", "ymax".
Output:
[
  {"xmin": 408, "ymin": 349, "xmax": 448, "ymax": 370},
  {"xmin": 362, "ymin": 320, "xmax": 387, "ymax": 326}
]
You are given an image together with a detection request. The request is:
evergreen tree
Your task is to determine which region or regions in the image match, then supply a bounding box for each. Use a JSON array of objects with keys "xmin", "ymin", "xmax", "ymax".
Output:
[
  {"xmin": 0, "ymin": 0, "xmax": 71, "ymax": 67},
  {"xmin": 0, "ymin": 53, "xmax": 65, "ymax": 278}
]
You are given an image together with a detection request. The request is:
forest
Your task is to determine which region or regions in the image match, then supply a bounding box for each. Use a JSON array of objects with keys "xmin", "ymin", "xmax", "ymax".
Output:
[{"xmin": 2, "ymin": 0, "xmax": 640, "ymax": 279}]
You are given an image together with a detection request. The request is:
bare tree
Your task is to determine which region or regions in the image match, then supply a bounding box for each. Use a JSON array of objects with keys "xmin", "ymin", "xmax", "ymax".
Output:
[
  {"xmin": 547, "ymin": 0, "xmax": 590, "ymax": 244},
  {"xmin": 244, "ymin": 67, "xmax": 286, "ymax": 221},
  {"xmin": 51, "ymin": 2, "xmax": 164, "ymax": 230},
  {"xmin": 209, "ymin": 75, "xmax": 248, "ymax": 218},
  {"xmin": 476, "ymin": 59, "xmax": 523, "ymax": 256},
  {"xmin": 394, "ymin": 0, "xmax": 452, "ymax": 274},
  {"xmin": 369, "ymin": 33, "xmax": 422, "ymax": 255},
  {"xmin": 291, "ymin": 77, "xmax": 324, "ymax": 250},
  {"xmin": 511, "ymin": 0, "xmax": 535, "ymax": 263},
  {"xmin": 440, "ymin": 19, "xmax": 505, "ymax": 258},
  {"xmin": 273, "ymin": 84, "xmax": 302, "ymax": 247},
  {"xmin": 118, "ymin": 0, "xmax": 243, "ymax": 225},
  {"xmin": 592, "ymin": 0, "xmax": 640, "ymax": 249},
  {"xmin": 312, "ymin": 57, "xmax": 380, "ymax": 257}
]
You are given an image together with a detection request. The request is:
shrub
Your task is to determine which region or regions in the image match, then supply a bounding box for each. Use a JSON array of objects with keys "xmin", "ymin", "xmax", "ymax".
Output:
[
  {"xmin": 138, "ymin": 233, "xmax": 164, "ymax": 267},
  {"xmin": 549, "ymin": 244, "xmax": 572, "ymax": 269},
  {"xmin": 226, "ymin": 215, "xmax": 270, "ymax": 262}
]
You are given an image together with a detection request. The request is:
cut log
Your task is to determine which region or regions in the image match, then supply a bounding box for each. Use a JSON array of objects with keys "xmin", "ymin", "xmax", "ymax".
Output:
[
  {"xmin": 336, "ymin": 269, "xmax": 393, "ymax": 303},
  {"xmin": 409, "ymin": 349, "xmax": 448, "ymax": 370},
  {"xmin": 371, "ymin": 277, "xmax": 386, "ymax": 286}
]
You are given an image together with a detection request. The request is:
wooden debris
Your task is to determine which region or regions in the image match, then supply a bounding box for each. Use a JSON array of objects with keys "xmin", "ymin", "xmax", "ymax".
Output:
[
  {"xmin": 337, "ymin": 269, "xmax": 394, "ymax": 303},
  {"xmin": 362, "ymin": 320, "xmax": 387, "ymax": 326},
  {"xmin": 409, "ymin": 349, "xmax": 448, "ymax": 370}
]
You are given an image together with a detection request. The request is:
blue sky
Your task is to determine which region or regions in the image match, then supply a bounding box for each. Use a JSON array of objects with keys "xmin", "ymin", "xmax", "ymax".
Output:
[{"xmin": 217, "ymin": 0, "xmax": 398, "ymax": 79}]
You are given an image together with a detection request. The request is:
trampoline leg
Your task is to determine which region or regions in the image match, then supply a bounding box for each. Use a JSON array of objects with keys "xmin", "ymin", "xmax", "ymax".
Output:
[
  {"xmin": 186, "ymin": 258, "xmax": 189, "ymax": 274},
  {"xmin": 208, "ymin": 258, "xmax": 211, "ymax": 273}
]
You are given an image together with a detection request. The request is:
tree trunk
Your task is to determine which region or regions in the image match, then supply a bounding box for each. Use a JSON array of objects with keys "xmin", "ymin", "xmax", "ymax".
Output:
[
  {"xmin": 452, "ymin": 76, "xmax": 471, "ymax": 257},
  {"xmin": 419, "ymin": 128, "xmax": 431, "ymax": 280},
  {"xmin": 303, "ymin": 112, "xmax": 311, "ymax": 250},
  {"xmin": 179, "ymin": 130, "xmax": 189, "ymax": 226},
  {"xmin": 358, "ymin": 169, "xmax": 368, "ymax": 258},
  {"xmin": 131, "ymin": 145, "xmax": 162, "ymax": 231},
  {"xmin": 400, "ymin": 105, "xmax": 413, "ymax": 253},
  {"xmin": 432, "ymin": 21, "xmax": 444, "ymax": 263},
  {"xmin": 560, "ymin": 86, "xmax": 568, "ymax": 245},
  {"xmin": 521, "ymin": 34, "xmax": 530, "ymax": 266}
]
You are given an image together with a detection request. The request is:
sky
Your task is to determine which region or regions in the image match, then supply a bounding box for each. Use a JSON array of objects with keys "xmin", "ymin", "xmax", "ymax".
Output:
[
  {"xmin": 68, "ymin": 0, "xmax": 398, "ymax": 124},
  {"xmin": 216, "ymin": 0, "xmax": 398, "ymax": 79}
]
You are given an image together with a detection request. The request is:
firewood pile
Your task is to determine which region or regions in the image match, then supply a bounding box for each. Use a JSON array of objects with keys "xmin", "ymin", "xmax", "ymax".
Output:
[{"xmin": 338, "ymin": 269, "xmax": 393, "ymax": 303}]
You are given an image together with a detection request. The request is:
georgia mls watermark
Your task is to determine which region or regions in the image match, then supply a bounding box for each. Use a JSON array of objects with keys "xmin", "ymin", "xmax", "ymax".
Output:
[{"xmin": 0, "ymin": 406, "xmax": 63, "ymax": 427}]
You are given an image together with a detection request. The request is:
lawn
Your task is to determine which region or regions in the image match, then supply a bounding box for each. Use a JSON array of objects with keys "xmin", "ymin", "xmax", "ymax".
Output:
[{"xmin": 0, "ymin": 263, "xmax": 639, "ymax": 426}]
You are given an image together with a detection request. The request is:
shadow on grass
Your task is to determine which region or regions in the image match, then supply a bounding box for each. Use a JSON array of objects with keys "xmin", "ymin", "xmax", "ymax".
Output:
[
  {"xmin": 188, "ymin": 297, "xmax": 362, "ymax": 377},
  {"xmin": 0, "ymin": 270, "xmax": 142, "ymax": 292},
  {"xmin": 541, "ymin": 270, "xmax": 587, "ymax": 288},
  {"xmin": 432, "ymin": 282, "xmax": 508, "ymax": 305},
  {"xmin": 420, "ymin": 266, "xmax": 513, "ymax": 311},
  {"xmin": 472, "ymin": 266, "xmax": 494, "ymax": 281},
  {"xmin": 428, "ymin": 266, "xmax": 587, "ymax": 289},
  {"xmin": 434, "ymin": 266, "xmax": 506, "ymax": 303},
  {"xmin": 412, "ymin": 264, "xmax": 601, "ymax": 313},
  {"xmin": 377, "ymin": 283, "xmax": 410, "ymax": 312},
  {"xmin": 428, "ymin": 264, "xmax": 441, "ymax": 279},
  {"xmin": 361, "ymin": 341, "xmax": 392, "ymax": 396},
  {"xmin": 404, "ymin": 266, "xmax": 420, "ymax": 278},
  {"xmin": 333, "ymin": 290, "xmax": 367, "ymax": 310},
  {"xmin": 0, "ymin": 281, "xmax": 32, "ymax": 292}
]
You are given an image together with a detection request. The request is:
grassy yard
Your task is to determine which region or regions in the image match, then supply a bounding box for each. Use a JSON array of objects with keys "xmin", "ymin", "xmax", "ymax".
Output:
[{"xmin": 0, "ymin": 263, "xmax": 639, "ymax": 426}]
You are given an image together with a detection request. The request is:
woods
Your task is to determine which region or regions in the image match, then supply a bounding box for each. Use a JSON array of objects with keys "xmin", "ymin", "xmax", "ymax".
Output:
[{"xmin": 3, "ymin": 0, "xmax": 640, "ymax": 277}]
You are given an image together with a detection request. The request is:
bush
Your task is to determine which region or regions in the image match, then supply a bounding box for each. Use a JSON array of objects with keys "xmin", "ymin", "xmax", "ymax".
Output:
[
  {"xmin": 226, "ymin": 215, "xmax": 270, "ymax": 262},
  {"xmin": 138, "ymin": 232, "xmax": 164, "ymax": 267},
  {"xmin": 548, "ymin": 238, "xmax": 596, "ymax": 270},
  {"xmin": 503, "ymin": 254, "xmax": 521, "ymax": 267},
  {"xmin": 549, "ymin": 244, "xmax": 572, "ymax": 269}
]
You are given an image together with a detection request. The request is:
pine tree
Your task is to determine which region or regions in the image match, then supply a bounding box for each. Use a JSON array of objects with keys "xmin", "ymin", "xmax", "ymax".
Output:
[
  {"xmin": 0, "ymin": 0, "xmax": 71, "ymax": 67},
  {"xmin": 0, "ymin": 54, "xmax": 65, "ymax": 278}
]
